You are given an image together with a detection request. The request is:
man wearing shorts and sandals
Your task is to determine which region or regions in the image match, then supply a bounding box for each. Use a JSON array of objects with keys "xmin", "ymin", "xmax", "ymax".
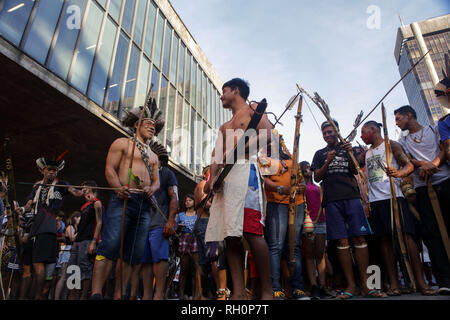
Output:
[{"xmin": 311, "ymin": 120, "xmax": 385, "ymax": 299}]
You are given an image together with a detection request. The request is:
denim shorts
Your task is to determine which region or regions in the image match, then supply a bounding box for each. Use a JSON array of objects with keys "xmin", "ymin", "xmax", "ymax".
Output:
[
  {"xmin": 314, "ymin": 222, "xmax": 327, "ymax": 234},
  {"xmin": 325, "ymin": 198, "xmax": 372, "ymax": 240},
  {"xmin": 141, "ymin": 227, "xmax": 169, "ymax": 263},
  {"xmin": 96, "ymin": 193, "xmax": 151, "ymax": 265}
]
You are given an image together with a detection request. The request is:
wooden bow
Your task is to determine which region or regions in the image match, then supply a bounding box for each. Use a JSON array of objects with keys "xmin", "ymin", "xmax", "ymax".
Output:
[
  {"xmin": 288, "ymin": 95, "xmax": 304, "ymax": 275},
  {"xmin": 381, "ymin": 103, "xmax": 416, "ymax": 290}
]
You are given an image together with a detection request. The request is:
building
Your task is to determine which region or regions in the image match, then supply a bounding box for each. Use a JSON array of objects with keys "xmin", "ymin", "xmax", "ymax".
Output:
[
  {"xmin": 0, "ymin": 0, "xmax": 231, "ymax": 210},
  {"xmin": 394, "ymin": 14, "xmax": 450, "ymax": 126}
]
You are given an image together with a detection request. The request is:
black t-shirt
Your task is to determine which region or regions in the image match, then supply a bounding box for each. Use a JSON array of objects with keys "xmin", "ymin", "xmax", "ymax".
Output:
[
  {"xmin": 27, "ymin": 181, "xmax": 69, "ymax": 236},
  {"xmin": 76, "ymin": 199, "xmax": 104, "ymax": 242},
  {"xmin": 149, "ymin": 166, "xmax": 178, "ymax": 231},
  {"xmin": 311, "ymin": 145, "xmax": 360, "ymax": 204}
]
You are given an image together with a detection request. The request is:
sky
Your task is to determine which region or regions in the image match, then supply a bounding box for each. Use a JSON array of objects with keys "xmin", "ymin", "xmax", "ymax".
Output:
[{"xmin": 170, "ymin": 0, "xmax": 450, "ymax": 163}]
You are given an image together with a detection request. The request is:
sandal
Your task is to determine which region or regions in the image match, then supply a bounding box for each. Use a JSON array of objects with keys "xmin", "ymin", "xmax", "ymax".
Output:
[
  {"xmin": 364, "ymin": 289, "xmax": 387, "ymax": 298},
  {"xmin": 419, "ymin": 287, "xmax": 437, "ymax": 296},
  {"xmin": 386, "ymin": 288, "xmax": 401, "ymax": 296},
  {"xmin": 336, "ymin": 291, "xmax": 354, "ymax": 300},
  {"xmin": 216, "ymin": 288, "xmax": 230, "ymax": 300}
]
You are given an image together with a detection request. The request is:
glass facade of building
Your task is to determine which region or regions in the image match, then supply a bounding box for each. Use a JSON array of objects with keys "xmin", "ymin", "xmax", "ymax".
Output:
[
  {"xmin": 0, "ymin": 0, "xmax": 231, "ymax": 176},
  {"xmin": 397, "ymin": 27, "xmax": 450, "ymax": 125}
]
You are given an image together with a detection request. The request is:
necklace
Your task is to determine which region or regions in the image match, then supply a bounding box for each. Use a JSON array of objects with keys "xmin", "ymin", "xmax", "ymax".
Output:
[{"xmin": 409, "ymin": 128, "xmax": 424, "ymax": 143}]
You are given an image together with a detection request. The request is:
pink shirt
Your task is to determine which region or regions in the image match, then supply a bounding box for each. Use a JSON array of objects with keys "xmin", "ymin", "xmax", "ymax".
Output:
[{"xmin": 305, "ymin": 183, "xmax": 325, "ymax": 223}]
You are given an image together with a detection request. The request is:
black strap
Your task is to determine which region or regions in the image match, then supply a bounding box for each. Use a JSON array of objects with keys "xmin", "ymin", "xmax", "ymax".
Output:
[{"xmin": 195, "ymin": 99, "xmax": 268, "ymax": 210}]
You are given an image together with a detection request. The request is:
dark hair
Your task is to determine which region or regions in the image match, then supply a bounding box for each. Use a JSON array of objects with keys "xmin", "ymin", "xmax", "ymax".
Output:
[
  {"xmin": 300, "ymin": 161, "xmax": 310, "ymax": 174},
  {"xmin": 183, "ymin": 194, "xmax": 195, "ymax": 210},
  {"xmin": 321, "ymin": 119, "xmax": 339, "ymax": 131},
  {"xmin": 81, "ymin": 180, "xmax": 98, "ymax": 193},
  {"xmin": 394, "ymin": 105, "xmax": 417, "ymax": 119},
  {"xmin": 363, "ymin": 120, "xmax": 382, "ymax": 131},
  {"xmin": 158, "ymin": 154, "xmax": 169, "ymax": 166},
  {"xmin": 222, "ymin": 78, "xmax": 250, "ymax": 100}
]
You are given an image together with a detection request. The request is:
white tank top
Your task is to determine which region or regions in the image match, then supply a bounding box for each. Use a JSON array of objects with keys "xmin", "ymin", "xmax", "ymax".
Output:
[{"xmin": 365, "ymin": 143, "xmax": 404, "ymax": 202}]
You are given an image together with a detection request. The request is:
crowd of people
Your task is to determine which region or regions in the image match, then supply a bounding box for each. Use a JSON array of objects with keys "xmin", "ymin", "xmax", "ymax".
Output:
[{"xmin": 0, "ymin": 73, "xmax": 449, "ymax": 301}]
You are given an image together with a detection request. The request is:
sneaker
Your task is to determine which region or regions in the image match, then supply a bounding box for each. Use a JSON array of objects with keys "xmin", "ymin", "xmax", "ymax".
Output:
[
  {"xmin": 89, "ymin": 293, "xmax": 103, "ymax": 300},
  {"xmin": 310, "ymin": 285, "xmax": 320, "ymax": 300},
  {"xmin": 292, "ymin": 289, "xmax": 311, "ymax": 300},
  {"xmin": 438, "ymin": 287, "xmax": 450, "ymax": 295},
  {"xmin": 273, "ymin": 290, "xmax": 287, "ymax": 300},
  {"xmin": 319, "ymin": 286, "xmax": 335, "ymax": 299}
]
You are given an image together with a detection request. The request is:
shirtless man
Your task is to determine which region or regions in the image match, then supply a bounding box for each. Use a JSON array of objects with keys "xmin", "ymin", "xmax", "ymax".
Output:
[
  {"xmin": 90, "ymin": 104, "xmax": 161, "ymax": 299},
  {"xmin": 204, "ymin": 78, "xmax": 273, "ymax": 300}
]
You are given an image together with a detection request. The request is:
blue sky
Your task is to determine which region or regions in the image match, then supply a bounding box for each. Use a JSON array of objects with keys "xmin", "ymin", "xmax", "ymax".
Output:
[{"xmin": 170, "ymin": 0, "xmax": 450, "ymax": 163}]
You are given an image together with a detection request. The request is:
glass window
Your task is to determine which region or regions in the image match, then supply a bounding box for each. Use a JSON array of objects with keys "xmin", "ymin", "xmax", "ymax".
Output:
[
  {"xmin": 212, "ymin": 89, "xmax": 216, "ymax": 129},
  {"xmin": 134, "ymin": 56, "xmax": 150, "ymax": 108},
  {"xmin": 143, "ymin": 1, "xmax": 156, "ymax": 57},
  {"xmin": 191, "ymin": 60, "xmax": 197, "ymax": 107},
  {"xmin": 170, "ymin": 33, "xmax": 178, "ymax": 85},
  {"xmin": 159, "ymin": 76, "xmax": 168, "ymax": 132},
  {"xmin": 196, "ymin": 68, "xmax": 202, "ymax": 114},
  {"xmin": 207, "ymin": 80, "xmax": 211, "ymax": 125},
  {"xmin": 190, "ymin": 107, "xmax": 195, "ymax": 171},
  {"xmin": 172, "ymin": 93, "xmax": 183, "ymax": 162},
  {"xmin": 182, "ymin": 100, "xmax": 189, "ymax": 166},
  {"xmin": 48, "ymin": 0, "xmax": 87, "ymax": 80},
  {"xmin": 132, "ymin": 0, "xmax": 146, "ymax": 46},
  {"xmin": 202, "ymin": 73, "xmax": 207, "ymax": 117},
  {"xmin": 0, "ymin": 0, "xmax": 35, "ymax": 46},
  {"xmin": 70, "ymin": 1, "xmax": 104, "ymax": 93},
  {"xmin": 202, "ymin": 121, "xmax": 212, "ymax": 168},
  {"xmin": 162, "ymin": 24, "xmax": 171, "ymax": 76},
  {"xmin": 150, "ymin": 65, "xmax": 160, "ymax": 100},
  {"xmin": 89, "ymin": 17, "xmax": 117, "ymax": 106},
  {"xmin": 105, "ymin": 31, "xmax": 129, "ymax": 116},
  {"xmin": 122, "ymin": 44, "xmax": 140, "ymax": 110},
  {"xmin": 97, "ymin": 0, "xmax": 107, "ymax": 7},
  {"xmin": 166, "ymin": 85, "xmax": 176, "ymax": 151},
  {"xmin": 108, "ymin": 0, "xmax": 122, "ymax": 22},
  {"xmin": 178, "ymin": 42, "xmax": 185, "ymax": 92},
  {"xmin": 22, "ymin": 0, "xmax": 64, "ymax": 64},
  {"xmin": 152, "ymin": 13, "xmax": 164, "ymax": 69},
  {"xmin": 195, "ymin": 113, "xmax": 202, "ymax": 174},
  {"xmin": 184, "ymin": 51, "xmax": 191, "ymax": 100},
  {"xmin": 121, "ymin": 0, "xmax": 135, "ymax": 35}
]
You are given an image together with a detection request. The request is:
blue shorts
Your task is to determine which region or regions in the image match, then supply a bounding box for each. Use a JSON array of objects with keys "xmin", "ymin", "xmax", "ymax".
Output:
[
  {"xmin": 96, "ymin": 193, "xmax": 151, "ymax": 265},
  {"xmin": 141, "ymin": 227, "xmax": 169, "ymax": 263},
  {"xmin": 325, "ymin": 198, "xmax": 372, "ymax": 240}
]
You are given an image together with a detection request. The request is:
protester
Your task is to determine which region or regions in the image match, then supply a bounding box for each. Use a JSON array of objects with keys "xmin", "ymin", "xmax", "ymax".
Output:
[
  {"xmin": 311, "ymin": 120, "xmax": 386, "ymax": 299},
  {"xmin": 176, "ymin": 194, "xmax": 198, "ymax": 300},
  {"xmin": 300, "ymin": 161, "xmax": 333, "ymax": 299},
  {"xmin": 14, "ymin": 155, "xmax": 83, "ymax": 300},
  {"xmin": 361, "ymin": 120, "xmax": 435, "ymax": 296},
  {"xmin": 395, "ymin": 105, "xmax": 450, "ymax": 295},
  {"xmin": 262, "ymin": 132, "xmax": 309, "ymax": 300},
  {"xmin": 90, "ymin": 102, "xmax": 162, "ymax": 300}
]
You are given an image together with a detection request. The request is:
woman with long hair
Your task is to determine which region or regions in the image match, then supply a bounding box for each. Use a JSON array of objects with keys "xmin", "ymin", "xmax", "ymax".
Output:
[{"xmin": 176, "ymin": 194, "xmax": 199, "ymax": 299}]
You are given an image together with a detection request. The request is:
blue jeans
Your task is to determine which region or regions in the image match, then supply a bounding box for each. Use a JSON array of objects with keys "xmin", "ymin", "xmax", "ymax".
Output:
[
  {"xmin": 96, "ymin": 193, "xmax": 151, "ymax": 265},
  {"xmin": 265, "ymin": 202, "xmax": 305, "ymax": 292}
]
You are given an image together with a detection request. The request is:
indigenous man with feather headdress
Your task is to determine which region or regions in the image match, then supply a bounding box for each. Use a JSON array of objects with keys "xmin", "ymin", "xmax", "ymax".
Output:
[
  {"xmin": 14, "ymin": 153, "xmax": 83, "ymax": 299},
  {"xmin": 90, "ymin": 100, "xmax": 162, "ymax": 299}
]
